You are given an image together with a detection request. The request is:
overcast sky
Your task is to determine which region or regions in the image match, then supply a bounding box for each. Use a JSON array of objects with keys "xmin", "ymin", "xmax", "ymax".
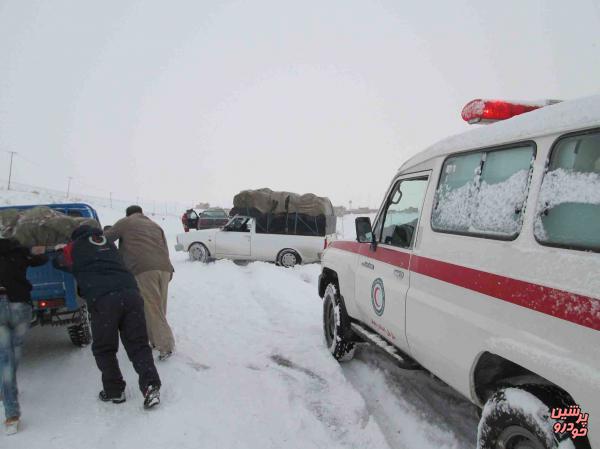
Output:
[{"xmin": 1, "ymin": 0, "xmax": 599, "ymax": 209}]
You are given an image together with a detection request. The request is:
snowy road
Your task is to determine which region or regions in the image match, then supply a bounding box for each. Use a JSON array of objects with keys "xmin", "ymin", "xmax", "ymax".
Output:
[
  {"xmin": 11, "ymin": 257, "xmax": 478, "ymax": 449},
  {"xmin": 2, "ymin": 192, "xmax": 479, "ymax": 449}
]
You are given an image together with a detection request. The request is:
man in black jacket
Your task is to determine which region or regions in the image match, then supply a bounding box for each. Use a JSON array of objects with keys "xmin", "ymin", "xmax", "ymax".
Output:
[
  {"xmin": 0, "ymin": 238, "xmax": 47, "ymax": 434},
  {"xmin": 54, "ymin": 225, "xmax": 161, "ymax": 409}
]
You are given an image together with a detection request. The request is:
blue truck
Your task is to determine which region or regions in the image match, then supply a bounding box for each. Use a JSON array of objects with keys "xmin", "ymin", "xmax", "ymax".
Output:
[{"xmin": 0, "ymin": 203, "xmax": 99, "ymax": 346}]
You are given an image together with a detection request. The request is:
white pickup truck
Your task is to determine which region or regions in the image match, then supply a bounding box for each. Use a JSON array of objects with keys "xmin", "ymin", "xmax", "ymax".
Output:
[{"xmin": 175, "ymin": 215, "xmax": 330, "ymax": 267}]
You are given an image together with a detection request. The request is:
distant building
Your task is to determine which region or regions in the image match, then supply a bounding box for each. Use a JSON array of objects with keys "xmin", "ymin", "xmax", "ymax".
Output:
[
  {"xmin": 333, "ymin": 206, "xmax": 347, "ymax": 217},
  {"xmin": 402, "ymin": 206, "xmax": 419, "ymax": 214},
  {"xmin": 356, "ymin": 207, "xmax": 374, "ymax": 214},
  {"xmin": 338, "ymin": 206, "xmax": 378, "ymax": 215}
]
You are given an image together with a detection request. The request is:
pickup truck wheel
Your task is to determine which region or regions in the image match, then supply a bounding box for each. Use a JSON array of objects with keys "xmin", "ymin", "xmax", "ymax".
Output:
[
  {"xmin": 477, "ymin": 386, "xmax": 589, "ymax": 449},
  {"xmin": 189, "ymin": 242, "xmax": 209, "ymax": 262},
  {"xmin": 322, "ymin": 283, "xmax": 356, "ymax": 362},
  {"xmin": 67, "ymin": 305, "xmax": 92, "ymax": 347},
  {"xmin": 277, "ymin": 249, "xmax": 300, "ymax": 268}
]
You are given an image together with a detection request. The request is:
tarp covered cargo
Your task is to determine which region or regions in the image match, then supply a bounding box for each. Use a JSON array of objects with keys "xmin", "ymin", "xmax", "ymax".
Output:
[
  {"xmin": 232, "ymin": 188, "xmax": 334, "ymax": 216},
  {"xmin": 230, "ymin": 188, "xmax": 336, "ymax": 236},
  {"xmin": 0, "ymin": 206, "xmax": 99, "ymax": 247}
]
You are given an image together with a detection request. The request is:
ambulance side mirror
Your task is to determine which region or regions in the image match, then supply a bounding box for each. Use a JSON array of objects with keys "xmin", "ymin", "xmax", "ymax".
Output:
[{"xmin": 355, "ymin": 217, "xmax": 377, "ymax": 250}]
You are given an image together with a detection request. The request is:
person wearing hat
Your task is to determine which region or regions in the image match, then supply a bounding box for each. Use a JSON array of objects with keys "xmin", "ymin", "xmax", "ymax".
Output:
[
  {"xmin": 104, "ymin": 205, "xmax": 175, "ymax": 361},
  {"xmin": 0, "ymin": 238, "xmax": 47, "ymax": 435},
  {"xmin": 53, "ymin": 225, "xmax": 161, "ymax": 409}
]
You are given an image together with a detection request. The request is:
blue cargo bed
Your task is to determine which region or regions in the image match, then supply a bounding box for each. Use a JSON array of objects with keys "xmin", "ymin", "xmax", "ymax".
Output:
[
  {"xmin": 28, "ymin": 252, "xmax": 79, "ymax": 311},
  {"xmin": 0, "ymin": 203, "xmax": 99, "ymax": 332}
]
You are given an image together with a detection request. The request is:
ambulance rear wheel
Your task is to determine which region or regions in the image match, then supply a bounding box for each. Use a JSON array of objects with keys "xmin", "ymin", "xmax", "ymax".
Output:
[{"xmin": 477, "ymin": 386, "xmax": 590, "ymax": 449}]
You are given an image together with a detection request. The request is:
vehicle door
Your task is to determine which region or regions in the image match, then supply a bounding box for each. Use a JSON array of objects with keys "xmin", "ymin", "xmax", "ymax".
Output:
[
  {"xmin": 198, "ymin": 211, "xmax": 212, "ymax": 229},
  {"xmin": 215, "ymin": 217, "xmax": 252, "ymax": 257},
  {"xmin": 187, "ymin": 210, "xmax": 199, "ymax": 229},
  {"xmin": 355, "ymin": 173, "xmax": 430, "ymax": 353}
]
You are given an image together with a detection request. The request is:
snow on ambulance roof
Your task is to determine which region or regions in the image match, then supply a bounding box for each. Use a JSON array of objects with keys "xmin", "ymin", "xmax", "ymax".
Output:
[{"xmin": 400, "ymin": 94, "xmax": 600, "ymax": 171}]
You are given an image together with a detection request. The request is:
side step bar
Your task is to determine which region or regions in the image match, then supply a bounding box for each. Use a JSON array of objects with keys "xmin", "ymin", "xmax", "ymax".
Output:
[{"xmin": 350, "ymin": 322, "xmax": 420, "ymax": 370}]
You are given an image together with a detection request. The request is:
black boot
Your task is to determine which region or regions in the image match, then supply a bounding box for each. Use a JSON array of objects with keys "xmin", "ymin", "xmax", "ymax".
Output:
[
  {"xmin": 99, "ymin": 390, "xmax": 126, "ymax": 404},
  {"xmin": 143, "ymin": 385, "xmax": 160, "ymax": 409}
]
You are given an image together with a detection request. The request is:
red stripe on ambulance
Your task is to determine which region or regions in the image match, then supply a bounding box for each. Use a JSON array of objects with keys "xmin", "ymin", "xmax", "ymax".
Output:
[{"xmin": 329, "ymin": 241, "xmax": 600, "ymax": 331}]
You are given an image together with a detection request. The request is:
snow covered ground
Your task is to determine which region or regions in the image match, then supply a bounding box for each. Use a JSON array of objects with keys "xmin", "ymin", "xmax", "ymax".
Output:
[{"xmin": 1, "ymin": 190, "xmax": 479, "ymax": 449}]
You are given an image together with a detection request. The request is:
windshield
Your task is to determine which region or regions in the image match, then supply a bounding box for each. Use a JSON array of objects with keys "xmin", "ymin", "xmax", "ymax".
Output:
[
  {"xmin": 224, "ymin": 216, "xmax": 250, "ymax": 231},
  {"xmin": 202, "ymin": 209, "xmax": 227, "ymax": 218}
]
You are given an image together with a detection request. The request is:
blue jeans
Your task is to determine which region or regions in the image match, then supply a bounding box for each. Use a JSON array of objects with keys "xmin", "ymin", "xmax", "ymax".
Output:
[{"xmin": 0, "ymin": 297, "xmax": 31, "ymax": 420}]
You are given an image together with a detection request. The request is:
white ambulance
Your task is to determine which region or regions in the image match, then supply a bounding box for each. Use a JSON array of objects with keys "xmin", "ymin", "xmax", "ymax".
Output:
[{"xmin": 319, "ymin": 96, "xmax": 600, "ymax": 449}]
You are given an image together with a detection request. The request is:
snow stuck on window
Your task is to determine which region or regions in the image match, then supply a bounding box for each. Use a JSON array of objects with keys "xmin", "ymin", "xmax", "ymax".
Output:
[
  {"xmin": 433, "ymin": 170, "xmax": 529, "ymax": 236},
  {"xmin": 538, "ymin": 169, "xmax": 600, "ymax": 210},
  {"xmin": 471, "ymin": 170, "xmax": 529, "ymax": 235},
  {"xmin": 534, "ymin": 168, "xmax": 600, "ymax": 241},
  {"xmin": 432, "ymin": 182, "xmax": 475, "ymax": 232}
]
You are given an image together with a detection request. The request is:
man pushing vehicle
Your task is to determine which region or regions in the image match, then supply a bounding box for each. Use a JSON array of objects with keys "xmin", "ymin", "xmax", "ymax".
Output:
[
  {"xmin": 53, "ymin": 224, "xmax": 161, "ymax": 409},
  {"xmin": 104, "ymin": 205, "xmax": 175, "ymax": 361}
]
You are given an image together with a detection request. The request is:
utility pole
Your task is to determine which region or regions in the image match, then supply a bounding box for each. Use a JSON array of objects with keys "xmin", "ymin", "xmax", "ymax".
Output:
[
  {"xmin": 6, "ymin": 151, "xmax": 17, "ymax": 190},
  {"xmin": 66, "ymin": 177, "xmax": 73, "ymax": 199},
  {"xmin": 109, "ymin": 192, "xmax": 113, "ymax": 208}
]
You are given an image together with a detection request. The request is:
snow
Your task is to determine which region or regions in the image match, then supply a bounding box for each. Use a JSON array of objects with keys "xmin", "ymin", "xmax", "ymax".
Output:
[
  {"xmin": 1, "ymin": 189, "xmax": 479, "ymax": 448},
  {"xmin": 401, "ymin": 95, "xmax": 600, "ymax": 171},
  {"xmin": 432, "ymin": 170, "xmax": 529, "ymax": 236},
  {"xmin": 336, "ymin": 213, "xmax": 378, "ymax": 241},
  {"xmin": 471, "ymin": 170, "xmax": 529, "ymax": 235},
  {"xmin": 537, "ymin": 169, "xmax": 600, "ymax": 210},
  {"xmin": 432, "ymin": 182, "xmax": 476, "ymax": 232},
  {"xmin": 534, "ymin": 168, "xmax": 600, "ymax": 241},
  {"xmin": 477, "ymin": 387, "xmax": 556, "ymax": 449}
]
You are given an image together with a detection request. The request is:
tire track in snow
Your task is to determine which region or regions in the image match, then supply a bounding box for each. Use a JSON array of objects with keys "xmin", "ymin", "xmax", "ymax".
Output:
[{"xmin": 342, "ymin": 346, "xmax": 479, "ymax": 449}]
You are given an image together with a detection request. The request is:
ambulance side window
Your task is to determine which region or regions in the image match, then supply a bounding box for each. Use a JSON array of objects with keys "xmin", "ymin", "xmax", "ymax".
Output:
[
  {"xmin": 432, "ymin": 143, "xmax": 535, "ymax": 239},
  {"xmin": 431, "ymin": 152, "xmax": 483, "ymax": 232},
  {"xmin": 378, "ymin": 177, "xmax": 428, "ymax": 249},
  {"xmin": 535, "ymin": 130, "xmax": 600, "ymax": 252}
]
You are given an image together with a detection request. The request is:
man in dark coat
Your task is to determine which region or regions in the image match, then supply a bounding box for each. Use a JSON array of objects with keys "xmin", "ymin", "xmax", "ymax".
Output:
[
  {"xmin": 53, "ymin": 225, "xmax": 161, "ymax": 409},
  {"xmin": 0, "ymin": 238, "xmax": 47, "ymax": 434}
]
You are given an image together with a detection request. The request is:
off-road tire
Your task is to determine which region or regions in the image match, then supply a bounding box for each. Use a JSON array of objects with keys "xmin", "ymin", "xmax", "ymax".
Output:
[
  {"xmin": 322, "ymin": 283, "xmax": 356, "ymax": 362},
  {"xmin": 67, "ymin": 305, "xmax": 92, "ymax": 347},
  {"xmin": 478, "ymin": 385, "xmax": 590, "ymax": 449}
]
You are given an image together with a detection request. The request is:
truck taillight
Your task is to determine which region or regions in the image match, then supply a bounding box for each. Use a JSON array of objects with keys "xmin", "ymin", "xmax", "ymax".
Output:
[
  {"xmin": 38, "ymin": 299, "xmax": 65, "ymax": 309},
  {"xmin": 461, "ymin": 99, "xmax": 561, "ymax": 124},
  {"xmin": 324, "ymin": 238, "xmax": 328, "ymax": 249}
]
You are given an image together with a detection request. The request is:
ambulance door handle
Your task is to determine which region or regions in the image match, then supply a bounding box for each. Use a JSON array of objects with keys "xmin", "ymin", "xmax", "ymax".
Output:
[
  {"xmin": 361, "ymin": 261, "xmax": 374, "ymax": 270},
  {"xmin": 394, "ymin": 269, "xmax": 404, "ymax": 280}
]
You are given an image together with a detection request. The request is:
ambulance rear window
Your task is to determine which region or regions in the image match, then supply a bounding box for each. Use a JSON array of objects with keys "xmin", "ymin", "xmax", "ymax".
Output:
[
  {"xmin": 535, "ymin": 130, "xmax": 600, "ymax": 252},
  {"xmin": 432, "ymin": 143, "xmax": 535, "ymax": 239}
]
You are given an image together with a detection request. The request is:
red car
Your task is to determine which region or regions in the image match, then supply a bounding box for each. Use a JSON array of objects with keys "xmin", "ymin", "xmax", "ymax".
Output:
[
  {"xmin": 197, "ymin": 208, "xmax": 230, "ymax": 229},
  {"xmin": 182, "ymin": 208, "xmax": 229, "ymax": 232}
]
